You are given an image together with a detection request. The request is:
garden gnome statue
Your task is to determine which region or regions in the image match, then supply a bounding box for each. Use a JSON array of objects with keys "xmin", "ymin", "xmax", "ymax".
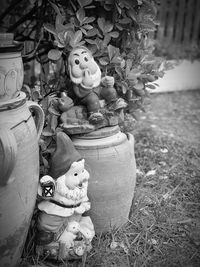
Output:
[
  {"xmin": 36, "ymin": 132, "xmax": 95, "ymax": 261},
  {"xmin": 68, "ymin": 46, "xmax": 127, "ymax": 124}
]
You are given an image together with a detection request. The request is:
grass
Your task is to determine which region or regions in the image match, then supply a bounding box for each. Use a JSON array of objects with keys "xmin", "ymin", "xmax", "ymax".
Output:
[
  {"xmin": 21, "ymin": 90, "xmax": 200, "ymax": 267},
  {"xmin": 84, "ymin": 126, "xmax": 200, "ymax": 267}
]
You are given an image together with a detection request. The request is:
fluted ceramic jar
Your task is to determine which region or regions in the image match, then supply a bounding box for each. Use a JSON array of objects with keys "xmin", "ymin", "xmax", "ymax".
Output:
[
  {"xmin": 0, "ymin": 33, "xmax": 24, "ymax": 102},
  {"xmin": 0, "ymin": 93, "xmax": 44, "ymax": 266}
]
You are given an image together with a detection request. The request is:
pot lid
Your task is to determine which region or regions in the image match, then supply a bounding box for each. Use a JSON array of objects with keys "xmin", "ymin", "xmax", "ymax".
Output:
[{"xmin": 0, "ymin": 33, "xmax": 23, "ymax": 53}]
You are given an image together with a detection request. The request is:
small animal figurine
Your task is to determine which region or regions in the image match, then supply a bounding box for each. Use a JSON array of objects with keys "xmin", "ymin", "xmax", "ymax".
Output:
[
  {"xmin": 57, "ymin": 91, "xmax": 74, "ymax": 112},
  {"xmin": 43, "ymin": 92, "xmax": 74, "ymax": 134},
  {"xmin": 36, "ymin": 132, "xmax": 95, "ymax": 261},
  {"xmin": 68, "ymin": 46, "xmax": 127, "ymax": 124}
]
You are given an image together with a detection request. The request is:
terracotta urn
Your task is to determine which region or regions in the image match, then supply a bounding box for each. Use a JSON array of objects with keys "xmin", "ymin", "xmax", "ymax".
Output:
[
  {"xmin": 0, "ymin": 33, "xmax": 24, "ymax": 102},
  {"xmin": 72, "ymin": 126, "xmax": 136, "ymax": 233}
]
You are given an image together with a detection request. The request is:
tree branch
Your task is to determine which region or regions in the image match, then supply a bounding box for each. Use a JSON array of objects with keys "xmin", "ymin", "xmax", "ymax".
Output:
[
  {"xmin": 7, "ymin": 5, "xmax": 37, "ymax": 32},
  {"xmin": 23, "ymin": 48, "xmax": 50, "ymax": 63},
  {"xmin": 0, "ymin": 0, "xmax": 24, "ymax": 21}
]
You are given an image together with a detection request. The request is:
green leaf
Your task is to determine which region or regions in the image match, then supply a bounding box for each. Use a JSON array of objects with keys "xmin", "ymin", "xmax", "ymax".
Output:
[
  {"xmin": 97, "ymin": 29, "xmax": 103, "ymax": 38},
  {"xmin": 55, "ymin": 14, "xmax": 65, "ymax": 32},
  {"xmin": 146, "ymin": 83, "xmax": 156, "ymax": 89},
  {"xmin": 116, "ymin": 4, "xmax": 122, "ymax": 14},
  {"xmin": 103, "ymin": 34, "xmax": 111, "ymax": 46},
  {"xmin": 104, "ymin": 21, "xmax": 114, "ymax": 33},
  {"xmin": 76, "ymin": 40, "xmax": 86, "ymax": 46},
  {"xmin": 82, "ymin": 16, "xmax": 95, "ymax": 24},
  {"xmin": 115, "ymin": 66, "xmax": 123, "ymax": 78},
  {"xmin": 121, "ymin": 81, "xmax": 129, "ymax": 94},
  {"xmin": 120, "ymin": 59, "xmax": 126, "ymax": 68},
  {"xmin": 98, "ymin": 57, "xmax": 109, "ymax": 66},
  {"xmin": 116, "ymin": 24, "xmax": 123, "ymax": 31},
  {"xmin": 118, "ymin": 18, "xmax": 132, "ymax": 24},
  {"xmin": 82, "ymin": 24, "xmax": 93, "ymax": 30},
  {"xmin": 127, "ymin": 69, "xmax": 141, "ymax": 80},
  {"xmin": 104, "ymin": 4, "xmax": 112, "ymax": 11},
  {"xmin": 109, "ymin": 31, "xmax": 119, "ymax": 38},
  {"xmin": 44, "ymin": 23, "xmax": 57, "ymax": 35},
  {"xmin": 76, "ymin": 8, "xmax": 85, "ymax": 23},
  {"xmin": 50, "ymin": 2, "xmax": 62, "ymax": 16},
  {"xmin": 97, "ymin": 17, "xmax": 105, "ymax": 32},
  {"xmin": 134, "ymin": 80, "xmax": 144, "ymax": 90},
  {"xmin": 85, "ymin": 38, "xmax": 97, "ymax": 45},
  {"xmin": 57, "ymin": 23, "xmax": 74, "ymax": 32},
  {"xmin": 127, "ymin": 9, "xmax": 137, "ymax": 22},
  {"xmin": 125, "ymin": 59, "xmax": 132, "ymax": 76},
  {"xmin": 87, "ymin": 44, "xmax": 97, "ymax": 54},
  {"xmin": 111, "ymin": 56, "xmax": 122, "ymax": 64},
  {"xmin": 134, "ymin": 88, "xmax": 145, "ymax": 97},
  {"xmin": 107, "ymin": 44, "xmax": 120, "ymax": 61},
  {"xmin": 77, "ymin": 0, "xmax": 93, "ymax": 7},
  {"xmin": 69, "ymin": 30, "xmax": 83, "ymax": 47},
  {"xmin": 48, "ymin": 49, "xmax": 62, "ymax": 61},
  {"xmin": 140, "ymin": 74, "xmax": 157, "ymax": 82},
  {"xmin": 80, "ymin": 27, "xmax": 87, "ymax": 35},
  {"xmin": 86, "ymin": 28, "xmax": 98, "ymax": 36},
  {"xmin": 55, "ymin": 31, "xmax": 67, "ymax": 47}
]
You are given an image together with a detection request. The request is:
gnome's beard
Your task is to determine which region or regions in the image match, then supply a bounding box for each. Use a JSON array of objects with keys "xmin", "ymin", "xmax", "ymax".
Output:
[
  {"xmin": 55, "ymin": 175, "xmax": 70, "ymax": 198},
  {"xmin": 55, "ymin": 175, "xmax": 88, "ymax": 201},
  {"xmin": 70, "ymin": 65, "xmax": 101, "ymax": 89}
]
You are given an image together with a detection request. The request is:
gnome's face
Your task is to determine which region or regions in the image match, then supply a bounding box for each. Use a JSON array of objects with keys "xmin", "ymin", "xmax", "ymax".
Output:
[
  {"xmin": 64, "ymin": 159, "xmax": 89, "ymax": 189},
  {"xmin": 56, "ymin": 159, "xmax": 90, "ymax": 195},
  {"xmin": 68, "ymin": 47, "xmax": 101, "ymax": 89}
]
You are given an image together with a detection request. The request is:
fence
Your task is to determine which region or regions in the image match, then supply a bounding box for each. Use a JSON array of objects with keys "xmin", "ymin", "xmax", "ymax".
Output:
[{"xmin": 154, "ymin": 0, "xmax": 200, "ymax": 49}]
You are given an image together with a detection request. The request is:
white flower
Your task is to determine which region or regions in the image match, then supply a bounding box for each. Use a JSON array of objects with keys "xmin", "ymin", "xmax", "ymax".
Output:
[{"xmin": 146, "ymin": 170, "xmax": 156, "ymax": 176}]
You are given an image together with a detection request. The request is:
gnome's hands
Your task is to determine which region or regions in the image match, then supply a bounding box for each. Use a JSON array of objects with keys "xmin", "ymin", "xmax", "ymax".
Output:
[
  {"xmin": 75, "ymin": 201, "xmax": 91, "ymax": 214},
  {"xmin": 101, "ymin": 76, "xmax": 114, "ymax": 87},
  {"xmin": 38, "ymin": 175, "xmax": 56, "ymax": 198}
]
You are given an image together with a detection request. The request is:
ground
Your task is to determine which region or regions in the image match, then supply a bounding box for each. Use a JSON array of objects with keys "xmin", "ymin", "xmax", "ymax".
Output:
[
  {"xmin": 85, "ymin": 90, "xmax": 200, "ymax": 267},
  {"xmin": 22, "ymin": 90, "xmax": 200, "ymax": 267}
]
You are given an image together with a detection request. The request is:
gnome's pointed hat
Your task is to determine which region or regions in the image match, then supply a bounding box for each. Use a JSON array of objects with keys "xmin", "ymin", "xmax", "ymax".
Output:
[{"xmin": 49, "ymin": 132, "xmax": 82, "ymax": 179}]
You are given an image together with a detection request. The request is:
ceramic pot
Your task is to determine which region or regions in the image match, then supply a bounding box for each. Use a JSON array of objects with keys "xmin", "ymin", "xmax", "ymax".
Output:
[
  {"xmin": 0, "ymin": 33, "xmax": 24, "ymax": 102},
  {"xmin": 0, "ymin": 92, "xmax": 44, "ymax": 266},
  {"xmin": 72, "ymin": 126, "xmax": 136, "ymax": 233}
]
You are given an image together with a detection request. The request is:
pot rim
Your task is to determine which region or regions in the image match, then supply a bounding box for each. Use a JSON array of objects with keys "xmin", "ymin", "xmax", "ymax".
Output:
[
  {"xmin": 0, "ymin": 41, "xmax": 23, "ymax": 53},
  {"xmin": 0, "ymin": 92, "xmax": 26, "ymax": 111}
]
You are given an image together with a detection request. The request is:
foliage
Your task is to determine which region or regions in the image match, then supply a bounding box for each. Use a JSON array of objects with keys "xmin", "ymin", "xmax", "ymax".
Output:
[
  {"xmin": 40, "ymin": 0, "xmax": 166, "ymax": 115},
  {"xmin": 1, "ymin": 0, "xmax": 166, "ymax": 110},
  {"xmin": 0, "ymin": 0, "xmax": 168, "ymax": 175}
]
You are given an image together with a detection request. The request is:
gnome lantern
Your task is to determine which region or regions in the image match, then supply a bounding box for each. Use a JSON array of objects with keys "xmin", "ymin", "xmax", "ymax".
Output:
[
  {"xmin": 68, "ymin": 46, "xmax": 127, "ymax": 124},
  {"xmin": 36, "ymin": 132, "xmax": 95, "ymax": 261}
]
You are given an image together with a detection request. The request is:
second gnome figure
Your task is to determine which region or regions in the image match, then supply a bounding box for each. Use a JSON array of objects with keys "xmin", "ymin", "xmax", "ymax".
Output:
[{"xmin": 36, "ymin": 132, "xmax": 95, "ymax": 261}]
